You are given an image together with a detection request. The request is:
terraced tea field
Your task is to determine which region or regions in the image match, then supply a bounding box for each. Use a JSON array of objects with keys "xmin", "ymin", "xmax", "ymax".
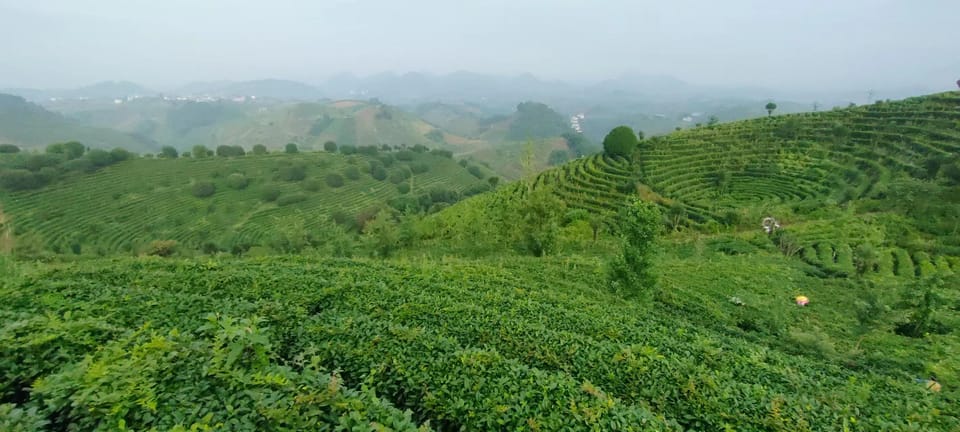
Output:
[{"xmin": 0, "ymin": 151, "xmax": 487, "ymax": 255}]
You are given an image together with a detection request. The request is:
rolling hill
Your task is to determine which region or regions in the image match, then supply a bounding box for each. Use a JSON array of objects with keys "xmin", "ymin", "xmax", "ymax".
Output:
[
  {"xmin": 1, "ymin": 92, "xmax": 959, "ymax": 431},
  {"xmin": 0, "ymin": 148, "xmax": 491, "ymax": 257},
  {"xmin": 0, "ymin": 94, "xmax": 157, "ymax": 153},
  {"xmin": 435, "ymin": 92, "xmax": 960, "ymax": 272}
]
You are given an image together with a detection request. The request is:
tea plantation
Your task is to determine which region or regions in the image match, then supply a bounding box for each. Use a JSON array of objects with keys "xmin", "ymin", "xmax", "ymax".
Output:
[
  {"xmin": 0, "ymin": 148, "xmax": 492, "ymax": 257},
  {"xmin": 1, "ymin": 92, "xmax": 959, "ymax": 431}
]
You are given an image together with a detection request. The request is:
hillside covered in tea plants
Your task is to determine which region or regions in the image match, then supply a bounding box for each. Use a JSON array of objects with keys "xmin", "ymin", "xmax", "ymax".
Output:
[
  {"xmin": 0, "ymin": 144, "xmax": 494, "ymax": 257},
  {"xmin": 1, "ymin": 92, "xmax": 958, "ymax": 431}
]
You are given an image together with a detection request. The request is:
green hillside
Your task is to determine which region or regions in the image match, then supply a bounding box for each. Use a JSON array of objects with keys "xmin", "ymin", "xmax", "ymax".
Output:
[
  {"xmin": 2, "ymin": 93, "xmax": 959, "ymax": 431},
  {"xmin": 0, "ymin": 149, "xmax": 491, "ymax": 257},
  {"xmin": 440, "ymin": 92, "xmax": 960, "ymax": 253},
  {"xmin": 52, "ymin": 98, "xmax": 452, "ymax": 153},
  {"xmin": 0, "ymin": 94, "xmax": 156, "ymax": 153}
]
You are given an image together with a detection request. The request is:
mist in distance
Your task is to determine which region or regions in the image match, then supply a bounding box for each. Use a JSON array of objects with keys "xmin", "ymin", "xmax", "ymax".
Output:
[{"xmin": 1, "ymin": 0, "xmax": 958, "ymax": 96}]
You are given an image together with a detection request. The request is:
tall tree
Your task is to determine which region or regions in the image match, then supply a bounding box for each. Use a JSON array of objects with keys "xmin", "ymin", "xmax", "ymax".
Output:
[{"xmin": 765, "ymin": 102, "xmax": 778, "ymax": 117}]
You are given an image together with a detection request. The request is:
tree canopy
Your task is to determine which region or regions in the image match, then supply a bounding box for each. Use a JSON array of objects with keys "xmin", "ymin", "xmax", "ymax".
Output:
[{"xmin": 602, "ymin": 126, "xmax": 638, "ymax": 158}]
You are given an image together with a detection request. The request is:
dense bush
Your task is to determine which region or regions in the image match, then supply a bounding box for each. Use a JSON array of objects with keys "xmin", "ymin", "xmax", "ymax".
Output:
[
  {"xmin": 410, "ymin": 162, "xmax": 429, "ymax": 174},
  {"xmin": 191, "ymin": 181, "xmax": 216, "ymax": 198},
  {"xmin": 326, "ymin": 173, "xmax": 345, "ymax": 188},
  {"xmin": 260, "ymin": 186, "xmax": 282, "ymax": 202},
  {"xmin": 395, "ymin": 150, "xmax": 415, "ymax": 161},
  {"xmin": 343, "ymin": 165, "xmax": 361, "ymax": 180},
  {"xmin": 252, "ymin": 144, "xmax": 268, "ymax": 155},
  {"xmin": 276, "ymin": 163, "xmax": 307, "ymax": 182},
  {"xmin": 323, "ymin": 140, "xmax": 337, "ymax": 152},
  {"xmin": 144, "ymin": 239, "xmax": 178, "ymax": 257},
  {"xmin": 339, "ymin": 145, "xmax": 357, "ymax": 155},
  {"xmin": 216, "ymin": 145, "xmax": 245, "ymax": 157},
  {"xmin": 602, "ymin": 126, "xmax": 638, "ymax": 158},
  {"xmin": 430, "ymin": 148, "xmax": 453, "ymax": 159},
  {"xmin": 466, "ymin": 164, "xmax": 484, "ymax": 179},
  {"xmin": 226, "ymin": 173, "xmax": 249, "ymax": 190},
  {"xmin": 159, "ymin": 146, "xmax": 179, "ymax": 158},
  {"xmin": 396, "ymin": 182, "xmax": 411, "ymax": 194},
  {"xmin": 0, "ymin": 143, "xmax": 20, "ymax": 153},
  {"xmin": 388, "ymin": 167, "xmax": 412, "ymax": 184},
  {"xmin": 285, "ymin": 143, "xmax": 299, "ymax": 154}
]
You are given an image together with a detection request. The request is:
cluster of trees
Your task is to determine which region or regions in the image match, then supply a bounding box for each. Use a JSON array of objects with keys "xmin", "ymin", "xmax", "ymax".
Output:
[{"xmin": 0, "ymin": 142, "xmax": 132, "ymax": 191}]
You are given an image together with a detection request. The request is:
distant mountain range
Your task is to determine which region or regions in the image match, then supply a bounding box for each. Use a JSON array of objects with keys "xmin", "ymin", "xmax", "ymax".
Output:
[{"xmin": 5, "ymin": 72, "xmax": 952, "ymax": 108}]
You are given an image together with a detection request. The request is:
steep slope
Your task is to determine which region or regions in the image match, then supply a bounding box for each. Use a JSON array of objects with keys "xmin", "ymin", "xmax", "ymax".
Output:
[{"xmin": 0, "ymin": 94, "xmax": 157, "ymax": 152}]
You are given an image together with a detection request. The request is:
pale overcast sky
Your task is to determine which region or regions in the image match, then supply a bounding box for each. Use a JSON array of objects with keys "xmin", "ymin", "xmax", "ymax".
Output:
[{"xmin": 0, "ymin": 0, "xmax": 957, "ymax": 91}]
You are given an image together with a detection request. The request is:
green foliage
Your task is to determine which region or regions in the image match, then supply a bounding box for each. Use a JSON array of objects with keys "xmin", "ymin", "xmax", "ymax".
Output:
[
  {"xmin": 364, "ymin": 211, "xmax": 401, "ymax": 258},
  {"xmin": 260, "ymin": 185, "xmax": 282, "ymax": 202},
  {"xmin": 276, "ymin": 162, "xmax": 307, "ymax": 182},
  {"xmin": 548, "ymin": 149, "xmax": 570, "ymax": 166},
  {"xmin": 343, "ymin": 165, "xmax": 361, "ymax": 180},
  {"xmin": 466, "ymin": 164, "xmax": 484, "ymax": 179},
  {"xmin": 610, "ymin": 199, "xmax": 661, "ymax": 297},
  {"xmin": 506, "ymin": 101, "xmax": 570, "ymax": 140},
  {"xmin": 144, "ymin": 239, "xmax": 178, "ymax": 257},
  {"xmin": 284, "ymin": 142, "xmax": 298, "ymax": 154},
  {"xmin": 323, "ymin": 140, "xmax": 337, "ymax": 152},
  {"xmin": 602, "ymin": 126, "xmax": 638, "ymax": 158},
  {"xmin": 28, "ymin": 315, "xmax": 423, "ymax": 431},
  {"xmin": 159, "ymin": 145, "xmax": 179, "ymax": 159},
  {"xmin": 192, "ymin": 145, "xmax": 211, "ymax": 158},
  {"xmin": 0, "ymin": 144, "xmax": 21, "ymax": 153},
  {"xmin": 276, "ymin": 192, "xmax": 307, "ymax": 207},
  {"xmin": 225, "ymin": 173, "xmax": 249, "ymax": 190},
  {"xmin": 215, "ymin": 145, "xmax": 245, "ymax": 157},
  {"xmin": 765, "ymin": 101, "xmax": 778, "ymax": 116},
  {"xmin": 510, "ymin": 187, "xmax": 566, "ymax": 256},
  {"xmin": 325, "ymin": 173, "xmax": 345, "ymax": 188},
  {"xmin": 252, "ymin": 144, "xmax": 268, "ymax": 155},
  {"xmin": 191, "ymin": 181, "xmax": 216, "ymax": 198}
]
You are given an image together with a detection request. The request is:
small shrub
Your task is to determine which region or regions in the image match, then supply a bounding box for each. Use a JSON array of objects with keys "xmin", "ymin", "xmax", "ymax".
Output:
[
  {"xmin": 277, "ymin": 193, "xmax": 307, "ymax": 206},
  {"xmin": 302, "ymin": 179, "xmax": 323, "ymax": 192},
  {"xmin": 396, "ymin": 150, "xmax": 415, "ymax": 161},
  {"xmin": 323, "ymin": 141, "xmax": 337, "ymax": 152},
  {"xmin": 410, "ymin": 163, "xmax": 429, "ymax": 174},
  {"xmin": 467, "ymin": 165, "xmax": 484, "ymax": 179},
  {"xmin": 285, "ymin": 143, "xmax": 299, "ymax": 154},
  {"xmin": 252, "ymin": 144, "xmax": 268, "ymax": 155},
  {"xmin": 396, "ymin": 182, "xmax": 411, "ymax": 194},
  {"xmin": 0, "ymin": 143, "xmax": 20, "ymax": 153},
  {"xmin": 326, "ymin": 173, "xmax": 345, "ymax": 188},
  {"xmin": 261, "ymin": 186, "xmax": 282, "ymax": 202},
  {"xmin": 344, "ymin": 166, "xmax": 361, "ymax": 180},
  {"xmin": 191, "ymin": 181, "xmax": 216, "ymax": 198},
  {"xmin": 145, "ymin": 240, "xmax": 178, "ymax": 257},
  {"xmin": 226, "ymin": 173, "xmax": 249, "ymax": 190},
  {"xmin": 276, "ymin": 163, "xmax": 307, "ymax": 182}
]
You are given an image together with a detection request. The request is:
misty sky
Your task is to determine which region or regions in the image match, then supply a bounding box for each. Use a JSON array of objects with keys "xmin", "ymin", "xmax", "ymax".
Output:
[{"xmin": 1, "ymin": 0, "xmax": 957, "ymax": 91}]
